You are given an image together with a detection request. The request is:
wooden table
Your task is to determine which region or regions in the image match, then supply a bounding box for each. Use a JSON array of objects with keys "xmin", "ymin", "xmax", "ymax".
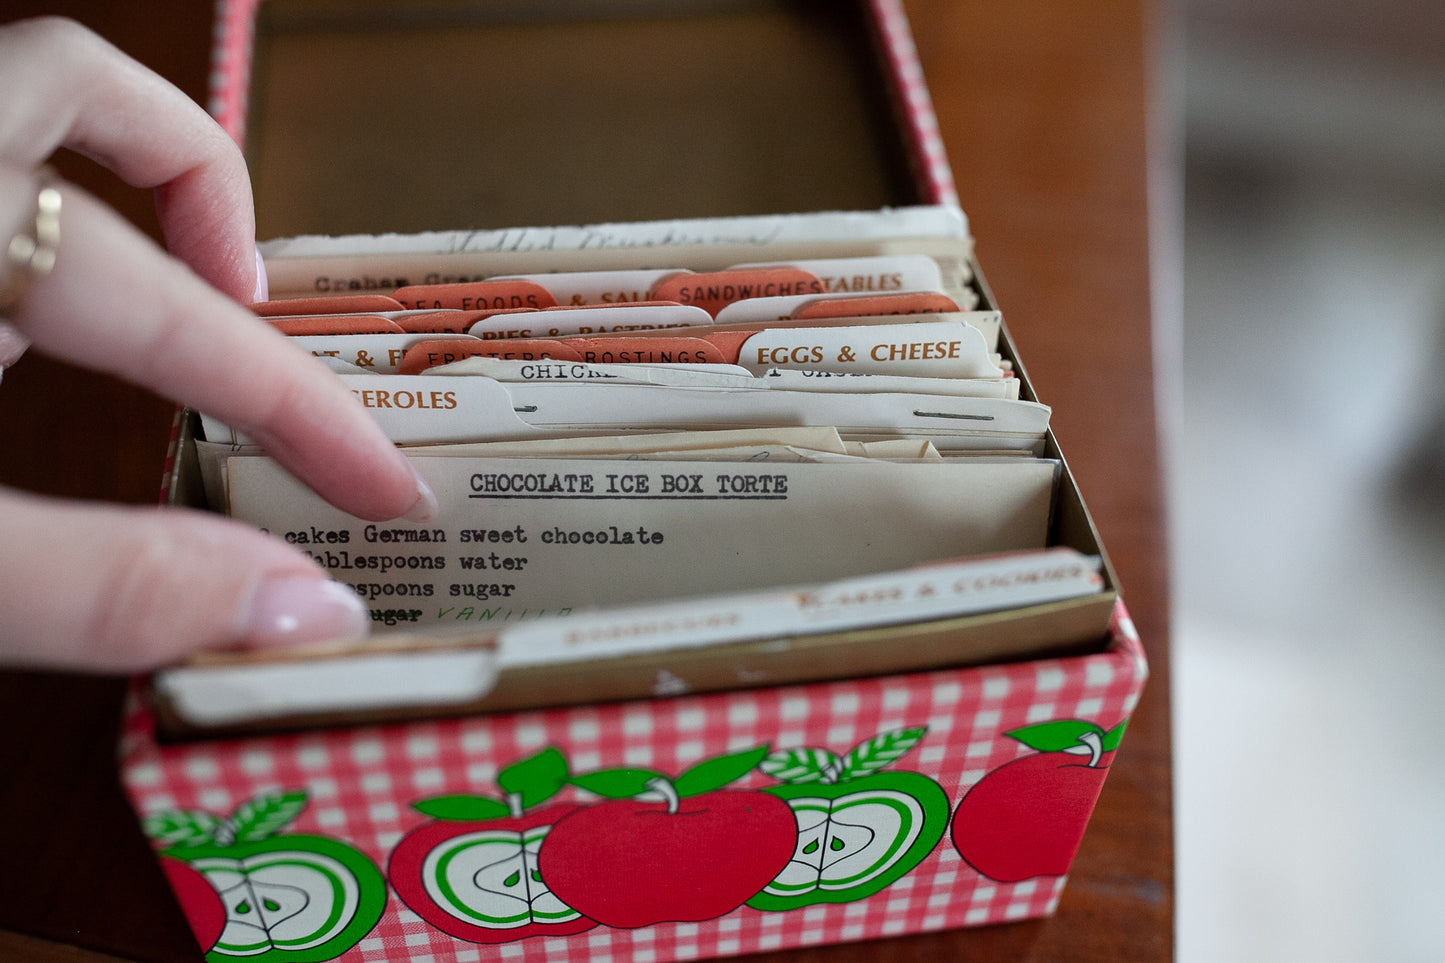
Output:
[{"xmin": 0, "ymin": 1, "xmax": 1173, "ymax": 959}]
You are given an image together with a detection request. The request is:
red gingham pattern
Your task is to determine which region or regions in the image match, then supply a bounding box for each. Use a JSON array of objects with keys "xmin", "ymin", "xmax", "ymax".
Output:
[
  {"xmin": 208, "ymin": 0, "xmax": 260, "ymax": 143},
  {"xmin": 157, "ymin": 407, "xmax": 184, "ymax": 505},
  {"xmin": 868, "ymin": 0, "xmax": 960, "ymax": 207},
  {"xmin": 122, "ymin": 604, "xmax": 1146, "ymax": 960}
]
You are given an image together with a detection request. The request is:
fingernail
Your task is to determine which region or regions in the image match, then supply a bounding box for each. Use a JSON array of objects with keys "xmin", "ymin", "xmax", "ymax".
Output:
[
  {"xmin": 253, "ymin": 246, "xmax": 270, "ymax": 302},
  {"xmin": 401, "ymin": 463, "xmax": 438, "ymax": 522},
  {"xmin": 244, "ymin": 577, "xmax": 368, "ymax": 647}
]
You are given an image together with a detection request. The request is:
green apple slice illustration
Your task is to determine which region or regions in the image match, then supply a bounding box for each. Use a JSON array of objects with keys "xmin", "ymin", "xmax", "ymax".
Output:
[
  {"xmin": 144, "ymin": 790, "xmax": 386, "ymax": 961},
  {"xmin": 421, "ymin": 825, "xmax": 584, "ymax": 929},
  {"xmin": 390, "ymin": 748, "xmax": 597, "ymax": 944},
  {"xmin": 190, "ymin": 846, "xmax": 365, "ymax": 955},
  {"xmin": 764, "ymin": 784, "xmax": 931, "ymax": 897},
  {"xmin": 750, "ymin": 728, "xmax": 950, "ymax": 910}
]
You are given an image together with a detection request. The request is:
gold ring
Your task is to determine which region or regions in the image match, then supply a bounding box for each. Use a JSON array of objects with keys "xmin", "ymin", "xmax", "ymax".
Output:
[{"xmin": 0, "ymin": 168, "xmax": 62, "ymax": 318}]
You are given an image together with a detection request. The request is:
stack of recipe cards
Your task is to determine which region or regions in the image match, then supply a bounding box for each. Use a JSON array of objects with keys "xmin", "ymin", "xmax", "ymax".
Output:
[{"xmin": 158, "ymin": 207, "xmax": 1114, "ymax": 732}]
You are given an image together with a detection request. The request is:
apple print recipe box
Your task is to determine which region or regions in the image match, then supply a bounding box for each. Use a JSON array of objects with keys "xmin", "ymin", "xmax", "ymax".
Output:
[{"xmin": 119, "ymin": 1, "xmax": 1148, "ymax": 960}]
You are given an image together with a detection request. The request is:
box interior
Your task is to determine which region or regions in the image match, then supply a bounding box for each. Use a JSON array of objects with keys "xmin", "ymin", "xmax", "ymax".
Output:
[{"xmin": 247, "ymin": 0, "xmax": 920, "ymax": 237}]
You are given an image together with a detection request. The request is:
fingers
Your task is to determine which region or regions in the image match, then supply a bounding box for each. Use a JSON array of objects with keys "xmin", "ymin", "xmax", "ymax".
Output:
[
  {"xmin": 0, "ymin": 20, "xmax": 432, "ymax": 522},
  {"xmin": 0, "ymin": 488, "xmax": 370, "ymax": 671},
  {"xmin": 0, "ymin": 16, "xmax": 257, "ymax": 300},
  {"xmin": 0, "ymin": 18, "xmax": 433, "ymax": 672},
  {"xmin": 0, "ymin": 167, "xmax": 432, "ymax": 523},
  {"xmin": 0, "ymin": 320, "xmax": 25, "ymax": 369}
]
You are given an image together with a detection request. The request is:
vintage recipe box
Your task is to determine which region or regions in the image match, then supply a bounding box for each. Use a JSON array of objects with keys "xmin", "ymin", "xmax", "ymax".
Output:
[{"xmin": 118, "ymin": 2, "xmax": 1149, "ymax": 960}]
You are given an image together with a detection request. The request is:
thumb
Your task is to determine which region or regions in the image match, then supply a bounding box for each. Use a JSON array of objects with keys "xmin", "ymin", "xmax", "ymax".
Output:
[{"xmin": 0, "ymin": 488, "xmax": 369, "ymax": 671}]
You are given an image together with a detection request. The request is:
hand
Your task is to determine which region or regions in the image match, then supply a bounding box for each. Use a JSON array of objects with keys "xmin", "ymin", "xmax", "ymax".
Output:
[{"xmin": 0, "ymin": 18, "xmax": 434, "ymax": 671}]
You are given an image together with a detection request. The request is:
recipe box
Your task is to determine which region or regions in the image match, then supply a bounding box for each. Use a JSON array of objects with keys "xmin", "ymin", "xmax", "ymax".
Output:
[{"xmin": 119, "ymin": 2, "xmax": 1149, "ymax": 960}]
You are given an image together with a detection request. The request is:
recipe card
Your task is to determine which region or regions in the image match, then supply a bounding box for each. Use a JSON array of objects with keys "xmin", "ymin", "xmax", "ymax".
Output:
[{"xmin": 225, "ymin": 454, "xmax": 1059, "ymax": 627}]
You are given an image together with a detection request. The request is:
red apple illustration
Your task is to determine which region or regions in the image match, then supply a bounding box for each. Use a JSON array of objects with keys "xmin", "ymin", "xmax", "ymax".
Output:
[
  {"xmin": 143, "ymin": 789, "xmax": 386, "ymax": 961},
  {"xmin": 950, "ymin": 718, "xmax": 1129, "ymax": 882},
  {"xmin": 539, "ymin": 745, "xmax": 797, "ymax": 928},
  {"xmin": 388, "ymin": 746, "xmax": 596, "ymax": 943}
]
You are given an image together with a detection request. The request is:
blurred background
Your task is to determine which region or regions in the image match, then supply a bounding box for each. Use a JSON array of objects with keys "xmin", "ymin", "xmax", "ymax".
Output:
[{"xmin": 1175, "ymin": 0, "xmax": 1445, "ymax": 960}]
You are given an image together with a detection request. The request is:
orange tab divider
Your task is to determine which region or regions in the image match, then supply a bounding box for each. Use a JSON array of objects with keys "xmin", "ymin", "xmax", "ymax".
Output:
[
  {"xmin": 540, "ymin": 300, "xmax": 685, "ymax": 312},
  {"xmin": 649, "ymin": 268, "xmax": 826, "ymax": 316},
  {"xmin": 566, "ymin": 337, "xmax": 729, "ymax": 365},
  {"xmin": 791, "ymin": 291, "xmax": 961, "ymax": 319},
  {"xmin": 250, "ymin": 294, "xmax": 404, "ymax": 317},
  {"xmin": 396, "ymin": 309, "xmax": 537, "ymax": 335},
  {"xmin": 692, "ymin": 329, "xmax": 759, "ymax": 362},
  {"xmin": 398, "ymin": 339, "xmax": 582, "ymax": 374},
  {"xmin": 267, "ymin": 314, "xmax": 403, "ymax": 336},
  {"xmin": 550, "ymin": 327, "xmax": 758, "ymax": 362},
  {"xmin": 390, "ymin": 279, "xmax": 557, "ymax": 312}
]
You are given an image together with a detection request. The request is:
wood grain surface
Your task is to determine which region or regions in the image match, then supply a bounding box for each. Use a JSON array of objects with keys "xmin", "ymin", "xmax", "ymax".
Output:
[{"xmin": 0, "ymin": 1, "xmax": 1172, "ymax": 959}]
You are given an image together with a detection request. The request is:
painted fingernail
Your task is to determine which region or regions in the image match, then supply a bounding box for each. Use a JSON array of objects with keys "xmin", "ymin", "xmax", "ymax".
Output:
[
  {"xmin": 253, "ymin": 247, "xmax": 270, "ymax": 302},
  {"xmin": 244, "ymin": 577, "xmax": 368, "ymax": 647},
  {"xmin": 401, "ymin": 463, "xmax": 438, "ymax": 522}
]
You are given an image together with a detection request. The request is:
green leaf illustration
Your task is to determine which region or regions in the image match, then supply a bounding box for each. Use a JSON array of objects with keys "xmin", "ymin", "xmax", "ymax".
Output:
[
  {"xmin": 231, "ymin": 790, "xmax": 308, "ymax": 844},
  {"xmin": 497, "ymin": 746, "xmax": 569, "ymax": 811},
  {"xmin": 674, "ymin": 745, "xmax": 771, "ymax": 797},
  {"xmin": 143, "ymin": 810, "xmax": 224, "ymax": 849},
  {"xmin": 570, "ymin": 768, "xmax": 664, "ymax": 799},
  {"xmin": 1006, "ymin": 719, "xmax": 1105, "ymax": 753},
  {"xmin": 1102, "ymin": 719, "xmax": 1130, "ymax": 752},
  {"xmin": 758, "ymin": 747, "xmax": 840, "ymax": 784},
  {"xmin": 836, "ymin": 727, "xmax": 928, "ymax": 782},
  {"xmin": 412, "ymin": 794, "xmax": 512, "ymax": 821}
]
